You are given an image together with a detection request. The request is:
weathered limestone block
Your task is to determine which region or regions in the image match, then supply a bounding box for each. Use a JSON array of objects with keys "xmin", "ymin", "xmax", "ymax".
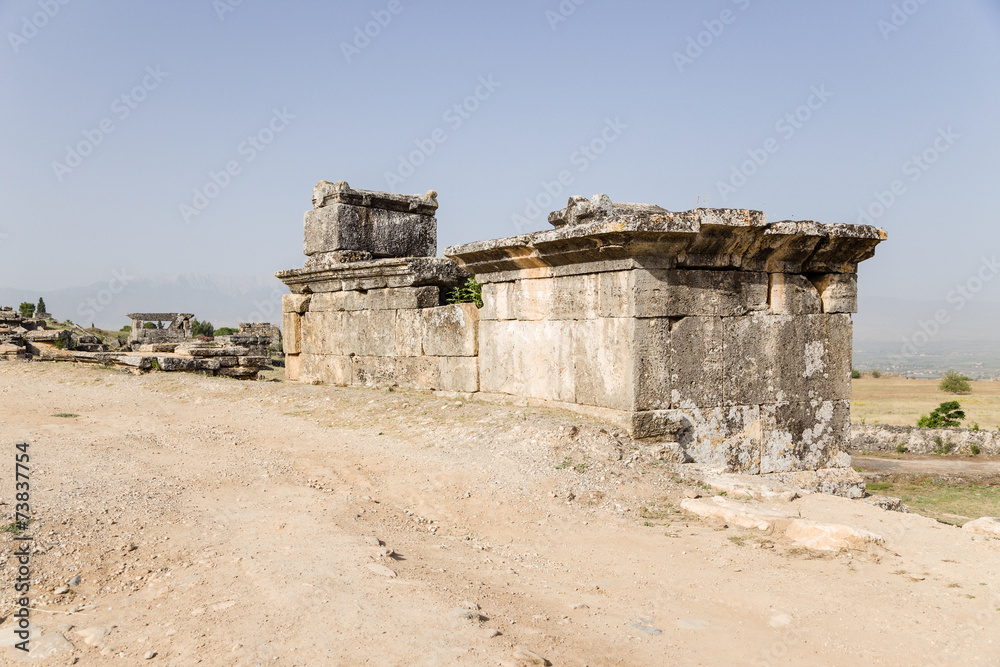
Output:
[
  {"xmin": 352, "ymin": 355, "xmax": 440, "ymax": 389},
  {"xmin": 633, "ymin": 318, "xmax": 672, "ymax": 411},
  {"xmin": 723, "ymin": 314, "xmax": 851, "ymax": 406},
  {"xmin": 155, "ymin": 357, "xmax": 196, "ymax": 371},
  {"xmin": 665, "ymin": 316, "xmax": 725, "ymax": 409},
  {"xmin": 395, "ymin": 309, "xmax": 423, "ymax": 356},
  {"xmin": 479, "ymin": 320, "xmax": 575, "ymax": 402},
  {"xmin": 480, "ymin": 282, "xmax": 514, "ymax": 321},
  {"xmin": 633, "ymin": 270, "xmax": 768, "ymax": 318},
  {"xmin": 300, "ymin": 311, "xmax": 341, "ymax": 355},
  {"xmin": 421, "ymin": 303, "xmax": 479, "ymax": 357},
  {"xmin": 768, "ymin": 274, "xmax": 822, "ymax": 315},
  {"xmin": 438, "ymin": 356, "xmax": 479, "ymax": 392},
  {"xmin": 304, "ymin": 201, "xmax": 436, "ymax": 258},
  {"xmin": 301, "ymin": 354, "xmax": 352, "ymax": 385},
  {"xmin": 573, "ymin": 318, "xmax": 636, "ymax": 411},
  {"xmin": 283, "ymin": 312, "xmax": 303, "ymax": 355},
  {"xmin": 285, "ymin": 354, "xmax": 302, "ymax": 381},
  {"xmin": 340, "ymin": 310, "xmax": 396, "ymax": 357},
  {"xmin": 282, "ymin": 293, "xmax": 312, "ymax": 314},
  {"xmin": 811, "ymin": 273, "xmax": 858, "ymax": 313},
  {"xmin": 760, "ymin": 400, "xmax": 850, "ymax": 473}
]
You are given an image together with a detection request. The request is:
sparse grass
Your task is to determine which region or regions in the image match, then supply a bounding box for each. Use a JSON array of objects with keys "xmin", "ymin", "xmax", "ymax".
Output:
[
  {"xmin": 727, "ymin": 536, "xmax": 746, "ymax": 546},
  {"xmin": 852, "ymin": 378, "xmax": 1000, "ymax": 428},
  {"xmin": 52, "ymin": 413, "xmax": 78, "ymax": 418},
  {"xmin": 864, "ymin": 474, "xmax": 1000, "ymax": 524},
  {"xmin": 0, "ymin": 519, "xmax": 32, "ymax": 535},
  {"xmin": 555, "ymin": 456, "xmax": 572, "ymax": 470}
]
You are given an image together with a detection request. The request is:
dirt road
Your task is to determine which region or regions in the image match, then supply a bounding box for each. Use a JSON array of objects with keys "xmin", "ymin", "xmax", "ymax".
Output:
[{"xmin": 1, "ymin": 362, "xmax": 998, "ymax": 665}]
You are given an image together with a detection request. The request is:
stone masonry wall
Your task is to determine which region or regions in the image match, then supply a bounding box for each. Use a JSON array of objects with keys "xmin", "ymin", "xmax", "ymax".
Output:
[
  {"xmin": 850, "ymin": 423, "xmax": 1000, "ymax": 456},
  {"xmin": 283, "ymin": 288, "xmax": 478, "ymax": 392},
  {"xmin": 475, "ymin": 267, "xmax": 853, "ymax": 473}
]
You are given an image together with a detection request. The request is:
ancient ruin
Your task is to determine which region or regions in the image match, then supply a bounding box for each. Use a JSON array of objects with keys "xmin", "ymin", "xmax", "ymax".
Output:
[
  {"xmin": 278, "ymin": 182, "xmax": 887, "ymax": 474},
  {"xmin": 0, "ymin": 306, "xmax": 277, "ymax": 380},
  {"xmin": 127, "ymin": 313, "xmax": 194, "ymax": 345}
]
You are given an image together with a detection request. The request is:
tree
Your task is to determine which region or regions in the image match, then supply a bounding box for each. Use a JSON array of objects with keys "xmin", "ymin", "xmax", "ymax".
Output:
[
  {"xmin": 917, "ymin": 401, "xmax": 966, "ymax": 428},
  {"xmin": 36, "ymin": 297, "xmax": 46, "ymax": 315},
  {"xmin": 143, "ymin": 322, "xmax": 158, "ymax": 329},
  {"xmin": 191, "ymin": 318, "xmax": 214, "ymax": 338},
  {"xmin": 213, "ymin": 327, "xmax": 237, "ymax": 336},
  {"xmin": 938, "ymin": 369, "xmax": 972, "ymax": 394},
  {"xmin": 18, "ymin": 302, "xmax": 35, "ymax": 318}
]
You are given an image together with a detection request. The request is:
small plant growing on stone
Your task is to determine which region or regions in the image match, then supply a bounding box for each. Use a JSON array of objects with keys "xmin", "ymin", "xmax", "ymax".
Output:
[
  {"xmin": 970, "ymin": 422, "xmax": 980, "ymax": 431},
  {"xmin": 896, "ymin": 443, "xmax": 907, "ymax": 454},
  {"xmin": 446, "ymin": 278, "xmax": 483, "ymax": 308},
  {"xmin": 917, "ymin": 401, "xmax": 965, "ymax": 429},
  {"xmin": 939, "ymin": 369, "xmax": 972, "ymax": 394},
  {"xmin": 932, "ymin": 436, "xmax": 955, "ymax": 455},
  {"xmin": 970, "ymin": 444, "xmax": 981, "ymax": 456},
  {"xmin": 150, "ymin": 359, "xmax": 161, "ymax": 371}
]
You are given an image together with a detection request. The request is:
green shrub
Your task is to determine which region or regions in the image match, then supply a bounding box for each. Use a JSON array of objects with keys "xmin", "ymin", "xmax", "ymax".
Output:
[
  {"xmin": 896, "ymin": 443, "xmax": 907, "ymax": 454},
  {"xmin": 214, "ymin": 327, "xmax": 238, "ymax": 336},
  {"xmin": 120, "ymin": 325, "xmax": 132, "ymax": 332},
  {"xmin": 446, "ymin": 278, "xmax": 483, "ymax": 308},
  {"xmin": 870, "ymin": 369, "xmax": 881, "ymax": 378},
  {"xmin": 917, "ymin": 401, "xmax": 965, "ymax": 429},
  {"xmin": 970, "ymin": 444, "xmax": 981, "ymax": 456},
  {"xmin": 971, "ymin": 422, "xmax": 980, "ymax": 431},
  {"xmin": 939, "ymin": 369, "xmax": 972, "ymax": 394},
  {"xmin": 851, "ymin": 369, "xmax": 861, "ymax": 379},
  {"xmin": 191, "ymin": 318, "xmax": 214, "ymax": 338}
]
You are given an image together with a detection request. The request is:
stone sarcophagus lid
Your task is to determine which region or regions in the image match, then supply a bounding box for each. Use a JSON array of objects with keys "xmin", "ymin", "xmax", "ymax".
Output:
[
  {"xmin": 444, "ymin": 194, "xmax": 887, "ymax": 474},
  {"xmin": 303, "ymin": 180, "xmax": 439, "ymax": 268}
]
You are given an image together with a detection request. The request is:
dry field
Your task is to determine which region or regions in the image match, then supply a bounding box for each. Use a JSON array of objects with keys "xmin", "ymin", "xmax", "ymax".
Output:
[
  {"xmin": 851, "ymin": 378, "xmax": 1000, "ymax": 429},
  {"xmin": 0, "ymin": 362, "xmax": 998, "ymax": 665}
]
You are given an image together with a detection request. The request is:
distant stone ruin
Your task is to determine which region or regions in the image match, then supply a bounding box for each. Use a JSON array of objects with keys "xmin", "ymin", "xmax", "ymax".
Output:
[
  {"xmin": 278, "ymin": 182, "xmax": 887, "ymax": 475},
  {"xmin": 127, "ymin": 313, "xmax": 194, "ymax": 345}
]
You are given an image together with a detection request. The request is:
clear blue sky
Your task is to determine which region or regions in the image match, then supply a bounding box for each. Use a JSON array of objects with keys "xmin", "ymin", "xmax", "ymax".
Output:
[{"xmin": 2, "ymin": 0, "xmax": 999, "ymax": 310}]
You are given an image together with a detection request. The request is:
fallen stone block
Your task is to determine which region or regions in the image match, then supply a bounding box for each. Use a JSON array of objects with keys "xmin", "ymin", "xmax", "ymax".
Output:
[
  {"xmin": 784, "ymin": 519, "xmax": 884, "ymax": 551},
  {"xmin": 962, "ymin": 517, "xmax": 1000, "ymax": 537},
  {"xmin": 679, "ymin": 496, "xmax": 788, "ymax": 530}
]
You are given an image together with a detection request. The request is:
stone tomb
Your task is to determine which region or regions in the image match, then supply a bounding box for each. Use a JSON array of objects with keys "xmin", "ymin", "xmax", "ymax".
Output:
[
  {"xmin": 278, "ymin": 182, "xmax": 475, "ymax": 391},
  {"xmin": 279, "ymin": 185, "xmax": 887, "ymax": 475}
]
